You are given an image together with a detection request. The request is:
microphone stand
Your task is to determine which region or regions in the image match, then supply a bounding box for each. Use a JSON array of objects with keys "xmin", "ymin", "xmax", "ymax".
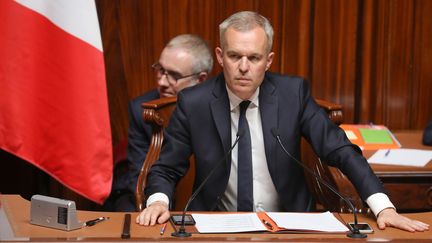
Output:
[
  {"xmin": 172, "ymin": 132, "xmax": 243, "ymax": 237},
  {"xmin": 271, "ymin": 128, "xmax": 367, "ymax": 238}
]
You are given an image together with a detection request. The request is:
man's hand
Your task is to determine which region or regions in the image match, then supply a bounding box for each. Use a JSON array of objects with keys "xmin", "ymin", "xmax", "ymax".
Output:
[
  {"xmin": 135, "ymin": 201, "xmax": 170, "ymax": 226},
  {"xmin": 377, "ymin": 208, "xmax": 429, "ymax": 232}
]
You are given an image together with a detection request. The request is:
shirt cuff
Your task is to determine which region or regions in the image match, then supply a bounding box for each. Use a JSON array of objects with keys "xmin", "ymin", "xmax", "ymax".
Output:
[
  {"xmin": 146, "ymin": 192, "xmax": 170, "ymax": 208},
  {"xmin": 365, "ymin": 192, "xmax": 395, "ymax": 216}
]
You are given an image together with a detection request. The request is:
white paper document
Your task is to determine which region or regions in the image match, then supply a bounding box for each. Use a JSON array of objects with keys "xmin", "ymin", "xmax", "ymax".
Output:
[
  {"xmin": 192, "ymin": 213, "xmax": 266, "ymax": 233},
  {"xmin": 267, "ymin": 211, "xmax": 348, "ymax": 232},
  {"xmin": 191, "ymin": 211, "xmax": 348, "ymax": 233},
  {"xmin": 368, "ymin": 149, "xmax": 432, "ymax": 167}
]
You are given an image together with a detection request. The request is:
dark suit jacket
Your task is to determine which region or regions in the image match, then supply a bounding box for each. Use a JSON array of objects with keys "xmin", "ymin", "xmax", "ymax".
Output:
[
  {"xmin": 146, "ymin": 72, "xmax": 385, "ymax": 212},
  {"xmin": 423, "ymin": 121, "xmax": 432, "ymax": 146},
  {"xmin": 105, "ymin": 89, "xmax": 160, "ymax": 211}
]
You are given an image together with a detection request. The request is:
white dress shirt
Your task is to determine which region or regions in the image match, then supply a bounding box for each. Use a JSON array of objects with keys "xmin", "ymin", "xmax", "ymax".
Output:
[{"xmin": 219, "ymin": 86, "xmax": 282, "ymax": 212}]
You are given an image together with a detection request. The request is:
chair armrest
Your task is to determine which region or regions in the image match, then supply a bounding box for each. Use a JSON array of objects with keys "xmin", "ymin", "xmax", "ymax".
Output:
[
  {"xmin": 135, "ymin": 97, "xmax": 177, "ymax": 211},
  {"xmin": 315, "ymin": 99, "xmax": 343, "ymax": 125}
]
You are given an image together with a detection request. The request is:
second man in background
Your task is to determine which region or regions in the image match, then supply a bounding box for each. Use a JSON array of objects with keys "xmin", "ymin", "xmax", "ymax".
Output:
[{"xmin": 105, "ymin": 34, "xmax": 213, "ymax": 211}]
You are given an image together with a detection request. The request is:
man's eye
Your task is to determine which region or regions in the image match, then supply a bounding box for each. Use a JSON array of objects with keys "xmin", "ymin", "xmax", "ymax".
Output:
[
  {"xmin": 228, "ymin": 54, "xmax": 241, "ymax": 60},
  {"xmin": 248, "ymin": 56, "xmax": 260, "ymax": 62},
  {"xmin": 168, "ymin": 71, "xmax": 181, "ymax": 80}
]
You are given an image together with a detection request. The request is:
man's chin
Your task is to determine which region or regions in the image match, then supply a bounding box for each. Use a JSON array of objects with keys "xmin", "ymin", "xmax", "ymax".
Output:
[
  {"xmin": 230, "ymin": 86, "xmax": 255, "ymax": 99},
  {"xmin": 235, "ymin": 83, "xmax": 253, "ymax": 90}
]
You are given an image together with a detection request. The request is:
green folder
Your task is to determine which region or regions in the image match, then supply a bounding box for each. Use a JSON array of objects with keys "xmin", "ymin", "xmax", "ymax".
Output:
[{"xmin": 359, "ymin": 128, "xmax": 393, "ymax": 144}]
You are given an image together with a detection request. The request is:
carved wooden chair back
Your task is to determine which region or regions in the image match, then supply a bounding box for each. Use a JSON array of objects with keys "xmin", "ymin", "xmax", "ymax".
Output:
[{"xmin": 135, "ymin": 97, "xmax": 194, "ymax": 211}]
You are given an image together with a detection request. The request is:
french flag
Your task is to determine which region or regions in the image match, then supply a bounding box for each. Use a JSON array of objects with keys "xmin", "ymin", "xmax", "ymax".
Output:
[{"xmin": 0, "ymin": 0, "xmax": 113, "ymax": 204}]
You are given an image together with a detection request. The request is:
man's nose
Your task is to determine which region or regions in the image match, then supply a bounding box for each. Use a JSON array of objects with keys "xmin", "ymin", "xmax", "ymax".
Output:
[
  {"xmin": 157, "ymin": 74, "xmax": 170, "ymax": 86},
  {"xmin": 239, "ymin": 56, "xmax": 249, "ymax": 73}
]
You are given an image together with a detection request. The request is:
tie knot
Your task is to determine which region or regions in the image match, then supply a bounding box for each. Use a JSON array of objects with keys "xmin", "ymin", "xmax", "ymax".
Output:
[{"xmin": 239, "ymin": 100, "xmax": 251, "ymax": 115}]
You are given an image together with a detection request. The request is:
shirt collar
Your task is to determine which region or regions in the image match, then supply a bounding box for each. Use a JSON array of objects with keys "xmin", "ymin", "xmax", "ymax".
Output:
[{"xmin": 225, "ymin": 84, "xmax": 260, "ymax": 112}]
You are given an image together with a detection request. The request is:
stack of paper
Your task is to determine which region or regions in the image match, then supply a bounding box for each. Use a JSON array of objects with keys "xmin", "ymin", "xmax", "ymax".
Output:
[
  {"xmin": 368, "ymin": 149, "xmax": 432, "ymax": 167},
  {"xmin": 191, "ymin": 211, "xmax": 349, "ymax": 233}
]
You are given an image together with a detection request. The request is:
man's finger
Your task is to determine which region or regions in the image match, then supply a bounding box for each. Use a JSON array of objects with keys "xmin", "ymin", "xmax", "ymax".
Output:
[{"xmin": 158, "ymin": 211, "xmax": 171, "ymax": 224}]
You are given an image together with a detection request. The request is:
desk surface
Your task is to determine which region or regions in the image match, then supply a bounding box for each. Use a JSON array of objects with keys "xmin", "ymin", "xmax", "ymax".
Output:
[
  {"xmin": 1, "ymin": 195, "xmax": 431, "ymax": 242},
  {"xmin": 365, "ymin": 130, "xmax": 432, "ymax": 174}
]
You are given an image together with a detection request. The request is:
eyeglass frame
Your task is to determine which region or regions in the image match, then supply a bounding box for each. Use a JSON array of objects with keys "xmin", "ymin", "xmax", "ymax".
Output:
[{"xmin": 151, "ymin": 62, "xmax": 201, "ymax": 83}]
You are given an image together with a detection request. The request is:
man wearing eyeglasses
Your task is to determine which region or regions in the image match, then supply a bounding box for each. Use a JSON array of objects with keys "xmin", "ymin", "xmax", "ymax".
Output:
[{"xmin": 105, "ymin": 34, "xmax": 213, "ymax": 212}]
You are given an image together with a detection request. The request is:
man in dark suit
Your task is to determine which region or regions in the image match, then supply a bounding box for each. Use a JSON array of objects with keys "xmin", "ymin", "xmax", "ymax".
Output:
[
  {"xmin": 136, "ymin": 11, "xmax": 429, "ymax": 232},
  {"xmin": 105, "ymin": 34, "xmax": 213, "ymax": 211}
]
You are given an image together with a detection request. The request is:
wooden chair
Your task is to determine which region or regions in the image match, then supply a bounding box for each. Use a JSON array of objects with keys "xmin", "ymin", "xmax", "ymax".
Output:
[
  {"xmin": 135, "ymin": 97, "xmax": 366, "ymax": 213},
  {"xmin": 135, "ymin": 97, "xmax": 195, "ymax": 211}
]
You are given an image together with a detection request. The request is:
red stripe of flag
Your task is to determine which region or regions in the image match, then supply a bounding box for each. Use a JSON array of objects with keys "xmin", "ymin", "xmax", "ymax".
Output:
[{"xmin": 0, "ymin": 1, "xmax": 112, "ymax": 204}]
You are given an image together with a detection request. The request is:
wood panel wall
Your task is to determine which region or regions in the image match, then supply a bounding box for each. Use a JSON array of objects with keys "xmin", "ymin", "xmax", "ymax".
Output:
[
  {"xmin": 96, "ymin": 0, "xmax": 432, "ymax": 146},
  {"xmin": 2, "ymin": 0, "xmax": 431, "ymax": 210}
]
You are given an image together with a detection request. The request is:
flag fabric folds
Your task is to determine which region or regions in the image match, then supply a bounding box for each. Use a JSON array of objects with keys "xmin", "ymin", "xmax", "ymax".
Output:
[{"xmin": 0, "ymin": 0, "xmax": 113, "ymax": 204}]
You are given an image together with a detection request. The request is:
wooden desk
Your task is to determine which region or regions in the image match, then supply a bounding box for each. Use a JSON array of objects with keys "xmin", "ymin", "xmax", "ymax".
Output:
[
  {"xmin": 365, "ymin": 130, "xmax": 432, "ymax": 211},
  {"xmin": 1, "ymin": 195, "xmax": 431, "ymax": 242},
  {"xmin": 329, "ymin": 130, "xmax": 432, "ymax": 213}
]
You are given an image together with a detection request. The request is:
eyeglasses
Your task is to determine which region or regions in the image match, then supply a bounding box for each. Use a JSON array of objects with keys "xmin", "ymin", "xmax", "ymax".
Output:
[{"xmin": 152, "ymin": 62, "xmax": 200, "ymax": 83}]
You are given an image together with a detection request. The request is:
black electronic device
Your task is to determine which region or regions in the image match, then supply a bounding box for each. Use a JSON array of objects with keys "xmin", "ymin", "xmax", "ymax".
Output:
[
  {"xmin": 348, "ymin": 222, "xmax": 374, "ymax": 233},
  {"xmin": 171, "ymin": 214, "xmax": 196, "ymax": 225}
]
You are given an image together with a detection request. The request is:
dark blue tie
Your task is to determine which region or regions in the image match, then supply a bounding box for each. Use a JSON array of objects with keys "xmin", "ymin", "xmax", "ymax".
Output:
[{"xmin": 237, "ymin": 100, "xmax": 253, "ymax": 211}]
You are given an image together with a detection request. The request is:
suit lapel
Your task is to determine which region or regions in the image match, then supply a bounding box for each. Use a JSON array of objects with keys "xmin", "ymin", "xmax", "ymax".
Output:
[
  {"xmin": 209, "ymin": 75, "xmax": 231, "ymax": 170},
  {"xmin": 259, "ymin": 76, "xmax": 278, "ymax": 177},
  {"xmin": 208, "ymin": 74, "xmax": 280, "ymax": 175}
]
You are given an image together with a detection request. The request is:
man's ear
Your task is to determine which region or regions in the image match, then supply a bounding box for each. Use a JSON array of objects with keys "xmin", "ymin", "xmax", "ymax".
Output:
[
  {"xmin": 265, "ymin": 52, "xmax": 274, "ymax": 71},
  {"xmin": 215, "ymin": 47, "xmax": 223, "ymax": 67},
  {"xmin": 197, "ymin": 72, "xmax": 208, "ymax": 83}
]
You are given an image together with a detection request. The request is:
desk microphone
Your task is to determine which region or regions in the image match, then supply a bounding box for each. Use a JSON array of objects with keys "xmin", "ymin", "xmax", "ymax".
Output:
[
  {"xmin": 271, "ymin": 128, "xmax": 366, "ymax": 238},
  {"xmin": 172, "ymin": 130, "xmax": 244, "ymax": 237}
]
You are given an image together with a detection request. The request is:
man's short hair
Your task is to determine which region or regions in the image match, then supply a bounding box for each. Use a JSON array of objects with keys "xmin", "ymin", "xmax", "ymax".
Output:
[
  {"xmin": 219, "ymin": 11, "xmax": 274, "ymax": 52},
  {"xmin": 166, "ymin": 34, "xmax": 213, "ymax": 74}
]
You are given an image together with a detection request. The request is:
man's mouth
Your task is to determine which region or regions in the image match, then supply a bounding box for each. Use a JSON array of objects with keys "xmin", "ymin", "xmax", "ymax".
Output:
[
  {"xmin": 236, "ymin": 77, "xmax": 252, "ymax": 85},
  {"xmin": 158, "ymin": 89, "xmax": 173, "ymax": 97},
  {"xmin": 236, "ymin": 76, "xmax": 251, "ymax": 81}
]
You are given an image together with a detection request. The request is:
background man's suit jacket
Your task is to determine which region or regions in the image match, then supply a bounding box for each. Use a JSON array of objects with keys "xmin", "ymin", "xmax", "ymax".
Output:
[
  {"xmin": 105, "ymin": 89, "xmax": 159, "ymax": 211},
  {"xmin": 146, "ymin": 72, "xmax": 385, "ymax": 212}
]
